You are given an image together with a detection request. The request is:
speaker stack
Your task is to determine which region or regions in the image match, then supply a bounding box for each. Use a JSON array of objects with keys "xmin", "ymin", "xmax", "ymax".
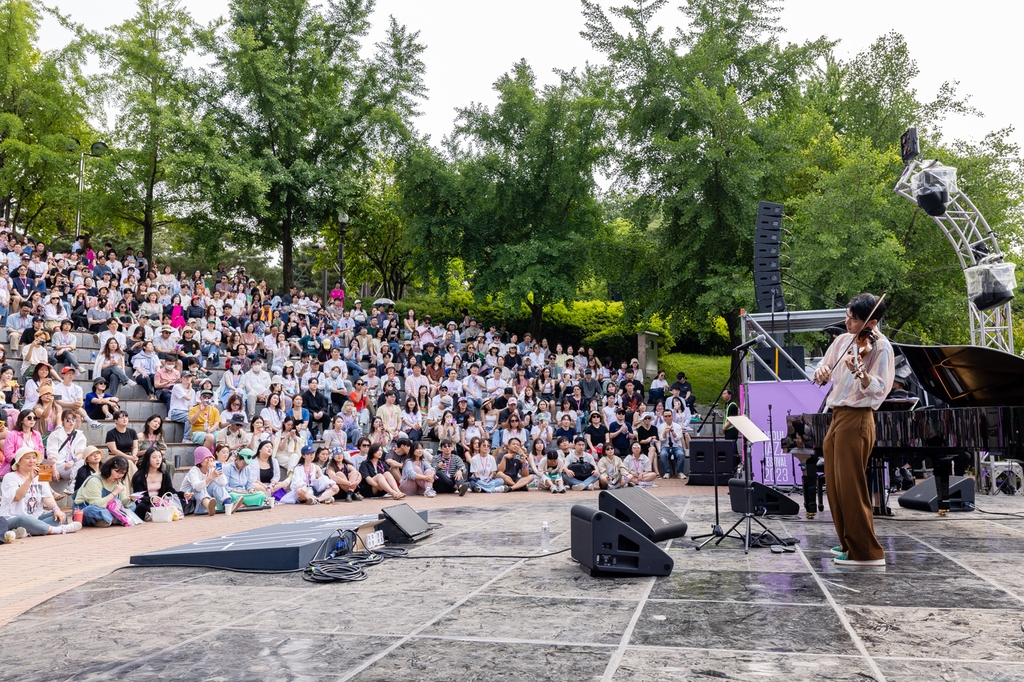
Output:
[
  {"xmin": 570, "ymin": 488, "xmax": 687, "ymax": 578},
  {"xmin": 754, "ymin": 201, "xmax": 786, "ymax": 314},
  {"xmin": 687, "ymin": 439, "xmax": 738, "ymax": 486}
]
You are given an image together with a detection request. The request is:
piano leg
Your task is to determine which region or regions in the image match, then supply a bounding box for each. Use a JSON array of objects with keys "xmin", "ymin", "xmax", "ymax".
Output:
[
  {"xmin": 869, "ymin": 455, "xmax": 892, "ymax": 516},
  {"xmin": 803, "ymin": 455, "xmax": 819, "ymax": 518},
  {"xmin": 934, "ymin": 456, "xmax": 953, "ymax": 515}
]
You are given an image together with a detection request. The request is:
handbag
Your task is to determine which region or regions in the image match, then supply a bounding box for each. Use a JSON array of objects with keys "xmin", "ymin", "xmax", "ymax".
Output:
[
  {"xmin": 568, "ymin": 461, "xmax": 595, "ymax": 479},
  {"xmin": 106, "ymin": 498, "xmax": 134, "ymax": 526}
]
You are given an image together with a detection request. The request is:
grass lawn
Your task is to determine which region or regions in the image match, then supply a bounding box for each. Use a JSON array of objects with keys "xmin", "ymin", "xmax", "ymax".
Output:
[{"xmin": 657, "ymin": 353, "xmax": 730, "ymax": 405}]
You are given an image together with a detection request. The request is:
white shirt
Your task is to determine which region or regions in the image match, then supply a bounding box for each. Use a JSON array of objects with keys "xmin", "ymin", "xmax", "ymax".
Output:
[
  {"xmin": 54, "ymin": 380, "xmax": 84, "ymax": 406},
  {"xmin": 0, "ymin": 472, "xmax": 54, "ymax": 518},
  {"xmin": 45, "ymin": 427, "xmax": 87, "ymax": 481}
]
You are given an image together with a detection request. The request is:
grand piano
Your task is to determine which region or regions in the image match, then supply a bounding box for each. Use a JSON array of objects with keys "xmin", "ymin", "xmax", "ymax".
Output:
[{"xmin": 804, "ymin": 344, "xmax": 1024, "ymax": 513}]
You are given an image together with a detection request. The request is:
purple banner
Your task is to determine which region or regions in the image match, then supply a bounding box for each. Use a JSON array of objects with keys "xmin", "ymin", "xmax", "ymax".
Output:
[{"xmin": 745, "ymin": 381, "xmax": 829, "ymax": 485}]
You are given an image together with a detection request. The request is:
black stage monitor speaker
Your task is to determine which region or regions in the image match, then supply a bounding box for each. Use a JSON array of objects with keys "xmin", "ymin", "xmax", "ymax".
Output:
[
  {"xmin": 598, "ymin": 488, "xmax": 688, "ymax": 542},
  {"xmin": 898, "ymin": 475, "xmax": 975, "ymax": 512},
  {"xmin": 570, "ymin": 505, "xmax": 673, "ymax": 577},
  {"xmin": 688, "ymin": 439, "xmax": 738, "ymax": 486},
  {"xmin": 377, "ymin": 505, "xmax": 433, "ymax": 543},
  {"xmin": 728, "ymin": 478, "xmax": 801, "ymax": 515}
]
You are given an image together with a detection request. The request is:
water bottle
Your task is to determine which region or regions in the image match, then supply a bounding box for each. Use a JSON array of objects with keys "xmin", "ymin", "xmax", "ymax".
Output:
[{"xmin": 541, "ymin": 521, "xmax": 550, "ymax": 552}]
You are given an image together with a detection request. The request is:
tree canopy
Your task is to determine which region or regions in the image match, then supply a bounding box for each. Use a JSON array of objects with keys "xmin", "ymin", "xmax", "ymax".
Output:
[{"xmin": 401, "ymin": 61, "xmax": 611, "ymax": 335}]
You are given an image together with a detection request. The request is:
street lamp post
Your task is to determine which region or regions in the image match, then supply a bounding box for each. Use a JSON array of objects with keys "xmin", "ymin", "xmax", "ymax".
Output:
[
  {"xmin": 337, "ymin": 211, "xmax": 349, "ymax": 295},
  {"xmin": 75, "ymin": 141, "xmax": 109, "ymax": 239}
]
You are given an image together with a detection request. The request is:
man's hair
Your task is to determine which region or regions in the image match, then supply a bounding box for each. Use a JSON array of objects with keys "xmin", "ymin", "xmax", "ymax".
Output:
[
  {"xmin": 439, "ymin": 438, "xmax": 454, "ymax": 448},
  {"xmin": 394, "ymin": 438, "xmax": 412, "ymax": 450},
  {"xmin": 555, "ymin": 436, "xmax": 569, "ymax": 446},
  {"xmin": 847, "ymin": 293, "xmax": 885, "ymax": 322}
]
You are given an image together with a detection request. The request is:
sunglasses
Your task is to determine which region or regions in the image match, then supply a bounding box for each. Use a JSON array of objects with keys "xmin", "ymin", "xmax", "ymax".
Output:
[{"xmin": 24, "ymin": 416, "xmax": 36, "ymax": 421}]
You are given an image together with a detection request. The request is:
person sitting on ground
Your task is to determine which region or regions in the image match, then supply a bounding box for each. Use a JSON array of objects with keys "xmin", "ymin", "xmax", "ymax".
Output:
[
  {"xmin": 224, "ymin": 448, "xmax": 267, "ymax": 510},
  {"xmin": 357, "ymin": 442, "xmax": 405, "ymax": 499},
  {"xmin": 399, "ymin": 441, "xmax": 436, "ymax": 497},
  {"xmin": 248, "ymin": 440, "xmax": 287, "ymax": 499},
  {"xmin": 561, "ymin": 436, "xmax": 599, "ymax": 491},
  {"xmin": 468, "ymin": 439, "xmax": 506, "ymax": 493},
  {"xmin": 73, "ymin": 454, "xmax": 134, "ymax": 526},
  {"xmin": 541, "ymin": 445, "xmax": 567, "ymax": 494},
  {"xmin": 496, "ymin": 437, "xmax": 533, "ymax": 492},
  {"xmin": 130, "ymin": 446, "xmax": 179, "ymax": 520},
  {"xmin": 179, "ymin": 446, "xmax": 232, "ymax": 517},
  {"xmin": 623, "ymin": 441, "xmax": 658, "ymax": 485},
  {"xmin": 1, "ymin": 445, "xmax": 82, "ymax": 536},
  {"xmin": 597, "ymin": 443, "xmax": 633, "ymax": 490},
  {"xmin": 431, "ymin": 439, "xmax": 468, "ymax": 496},
  {"xmin": 325, "ymin": 447, "xmax": 362, "ymax": 502},
  {"xmin": 281, "ymin": 445, "xmax": 337, "ymax": 505}
]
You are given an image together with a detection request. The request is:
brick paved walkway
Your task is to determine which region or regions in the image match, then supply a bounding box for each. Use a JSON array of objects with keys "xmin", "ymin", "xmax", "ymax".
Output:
[{"xmin": 0, "ymin": 479, "xmax": 714, "ymax": 627}]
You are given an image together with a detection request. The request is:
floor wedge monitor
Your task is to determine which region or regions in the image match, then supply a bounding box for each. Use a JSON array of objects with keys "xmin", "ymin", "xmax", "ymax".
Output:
[
  {"xmin": 570, "ymin": 505, "xmax": 673, "ymax": 578},
  {"xmin": 598, "ymin": 487, "xmax": 688, "ymax": 542}
]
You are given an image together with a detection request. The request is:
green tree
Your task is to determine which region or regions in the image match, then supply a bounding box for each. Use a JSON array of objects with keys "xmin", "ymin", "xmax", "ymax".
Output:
[
  {"xmin": 91, "ymin": 0, "xmax": 214, "ymax": 261},
  {"xmin": 327, "ymin": 159, "xmax": 416, "ymax": 300},
  {"xmin": 209, "ymin": 0, "xmax": 425, "ymax": 289},
  {"xmin": 581, "ymin": 0, "xmax": 826, "ymax": 346},
  {"xmin": 0, "ymin": 0, "xmax": 91, "ymax": 236},
  {"xmin": 402, "ymin": 61, "xmax": 610, "ymax": 336}
]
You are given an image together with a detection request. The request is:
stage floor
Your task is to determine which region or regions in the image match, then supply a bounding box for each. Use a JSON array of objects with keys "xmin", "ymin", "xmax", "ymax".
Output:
[{"xmin": 4, "ymin": 492, "xmax": 1024, "ymax": 681}]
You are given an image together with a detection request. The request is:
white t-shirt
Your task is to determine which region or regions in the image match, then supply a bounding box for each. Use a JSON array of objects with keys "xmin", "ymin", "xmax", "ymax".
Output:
[
  {"xmin": 0, "ymin": 471, "xmax": 53, "ymax": 518},
  {"xmin": 54, "ymin": 381, "xmax": 84, "ymax": 405},
  {"xmin": 470, "ymin": 454, "xmax": 497, "ymax": 480}
]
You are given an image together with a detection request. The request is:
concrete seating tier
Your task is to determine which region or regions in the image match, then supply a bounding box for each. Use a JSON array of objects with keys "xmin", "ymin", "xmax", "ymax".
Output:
[{"xmin": 86, "ymin": 419, "xmax": 183, "ymax": 446}]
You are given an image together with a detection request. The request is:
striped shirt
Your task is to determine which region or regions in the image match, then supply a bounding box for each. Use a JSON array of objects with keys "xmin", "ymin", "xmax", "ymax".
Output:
[{"xmin": 822, "ymin": 332, "xmax": 895, "ymax": 410}]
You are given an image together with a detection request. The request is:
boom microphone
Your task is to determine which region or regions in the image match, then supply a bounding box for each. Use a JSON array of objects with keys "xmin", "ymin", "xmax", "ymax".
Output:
[{"xmin": 732, "ymin": 335, "xmax": 766, "ymax": 352}]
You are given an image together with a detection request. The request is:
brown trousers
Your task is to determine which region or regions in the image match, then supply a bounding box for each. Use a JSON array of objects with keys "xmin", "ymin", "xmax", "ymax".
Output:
[{"xmin": 823, "ymin": 406, "xmax": 884, "ymax": 561}]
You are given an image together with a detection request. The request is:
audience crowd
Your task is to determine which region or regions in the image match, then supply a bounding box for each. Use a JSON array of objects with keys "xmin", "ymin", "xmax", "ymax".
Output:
[{"xmin": 0, "ymin": 232, "xmax": 702, "ymax": 540}]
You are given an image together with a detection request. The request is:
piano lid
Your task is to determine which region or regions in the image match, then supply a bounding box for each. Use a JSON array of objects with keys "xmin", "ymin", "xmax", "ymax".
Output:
[{"xmin": 894, "ymin": 344, "xmax": 1024, "ymax": 407}]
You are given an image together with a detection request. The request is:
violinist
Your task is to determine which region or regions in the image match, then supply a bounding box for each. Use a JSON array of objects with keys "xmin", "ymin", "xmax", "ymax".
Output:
[{"xmin": 812, "ymin": 293, "xmax": 895, "ymax": 568}]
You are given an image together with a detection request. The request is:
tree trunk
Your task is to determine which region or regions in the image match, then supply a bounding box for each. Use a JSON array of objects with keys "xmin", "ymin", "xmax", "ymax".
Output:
[
  {"xmin": 724, "ymin": 309, "xmax": 742, "ymax": 394},
  {"xmin": 281, "ymin": 217, "xmax": 293, "ymax": 290},
  {"xmin": 527, "ymin": 296, "xmax": 543, "ymax": 339}
]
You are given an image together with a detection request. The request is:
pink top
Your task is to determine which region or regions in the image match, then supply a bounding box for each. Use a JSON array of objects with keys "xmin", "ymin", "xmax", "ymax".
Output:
[{"xmin": 1, "ymin": 429, "xmax": 44, "ymax": 477}]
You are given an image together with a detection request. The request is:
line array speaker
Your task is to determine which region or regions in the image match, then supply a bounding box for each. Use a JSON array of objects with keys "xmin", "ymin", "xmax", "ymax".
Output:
[{"xmin": 754, "ymin": 201, "xmax": 786, "ymax": 313}]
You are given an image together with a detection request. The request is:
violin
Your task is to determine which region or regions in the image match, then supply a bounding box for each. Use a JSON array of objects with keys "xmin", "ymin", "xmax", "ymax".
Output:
[
  {"xmin": 814, "ymin": 293, "xmax": 886, "ymax": 386},
  {"xmin": 849, "ymin": 328, "xmax": 877, "ymax": 381}
]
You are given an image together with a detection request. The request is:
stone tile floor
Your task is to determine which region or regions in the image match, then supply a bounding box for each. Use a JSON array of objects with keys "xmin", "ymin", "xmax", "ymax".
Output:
[{"xmin": 4, "ymin": 490, "xmax": 1024, "ymax": 681}]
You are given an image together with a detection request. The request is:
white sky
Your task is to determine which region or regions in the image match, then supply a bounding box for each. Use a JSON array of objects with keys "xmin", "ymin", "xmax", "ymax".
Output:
[{"xmin": 41, "ymin": 0, "xmax": 1021, "ymax": 150}]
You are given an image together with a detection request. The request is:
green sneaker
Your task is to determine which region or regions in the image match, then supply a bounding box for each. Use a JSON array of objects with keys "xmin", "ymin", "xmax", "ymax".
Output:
[
  {"xmin": 830, "ymin": 546, "xmax": 843, "ymax": 557},
  {"xmin": 834, "ymin": 553, "xmax": 885, "ymax": 567}
]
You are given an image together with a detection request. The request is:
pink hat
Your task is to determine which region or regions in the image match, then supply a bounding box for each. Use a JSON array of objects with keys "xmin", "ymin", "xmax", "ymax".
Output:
[{"xmin": 193, "ymin": 446, "xmax": 213, "ymax": 466}]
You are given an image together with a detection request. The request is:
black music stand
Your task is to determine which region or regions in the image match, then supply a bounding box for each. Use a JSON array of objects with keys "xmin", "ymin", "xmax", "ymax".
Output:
[{"xmin": 709, "ymin": 415, "xmax": 794, "ymax": 553}]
